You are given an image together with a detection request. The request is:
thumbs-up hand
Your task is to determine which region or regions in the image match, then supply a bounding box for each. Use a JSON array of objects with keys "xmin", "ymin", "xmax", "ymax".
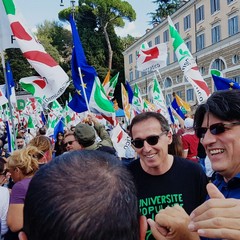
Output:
[{"xmin": 188, "ymin": 183, "xmax": 240, "ymax": 239}]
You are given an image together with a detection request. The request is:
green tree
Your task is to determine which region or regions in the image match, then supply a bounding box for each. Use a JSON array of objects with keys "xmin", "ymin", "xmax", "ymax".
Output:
[{"xmin": 149, "ymin": 0, "xmax": 182, "ymax": 23}]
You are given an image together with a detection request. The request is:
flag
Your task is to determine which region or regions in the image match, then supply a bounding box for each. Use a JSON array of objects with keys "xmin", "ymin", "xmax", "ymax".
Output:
[
  {"xmin": 121, "ymin": 83, "xmax": 131, "ymax": 124},
  {"xmin": 110, "ymin": 123, "xmax": 131, "ymax": 158},
  {"xmin": 2, "ymin": 0, "xmax": 69, "ymax": 106},
  {"xmin": 103, "ymin": 72, "xmax": 119, "ymax": 100},
  {"xmin": 211, "ymin": 69, "xmax": 223, "ymax": 77},
  {"xmin": 0, "ymin": 0, "xmax": 19, "ymax": 50},
  {"xmin": 53, "ymin": 117, "xmax": 65, "ymax": 142},
  {"xmin": 173, "ymin": 92, "xmax": 191, "ymax": 112},
  {"xmin": 171, "ymin": 98, "xmax": 185, "ymax": 119},
  {"xmin": 102, "ymin": 70, "xmax": 111, "ymax": 86},
  {"xmin": 5, "ymin": 120, "xmax": 15, "ymax": 152},
  {"xmin": 126, "ymin": 81, "xmax": 133, "ymax": 104},
  {"xmin": 68, "ymin": 15, "xmax": 116, "ymax": 125},
  {"xmin": 168, "ymin": 107, "xmax": 175, "ymax": 124},
  {"xmin": 137, "ymin": 43, "xmax": 168, "ymax": 72},
  {"xmin": 0, "ymin": 87, "xmax": 8, "ymax": 106},
  {"xmin": 168, "ymin": 16, "xmax": 210, "ymax": 104},
  {"xmin": 132, "ymin": 84, "xmax": 144, "ymax": 114},
  {"xmin": 151, "ymin": 76, "xmax": 169, "ymax": 120},
  {"xmin": 5, "ymin": 61, "xmax": 16, "ymax": 104},
  {"xmin": 212, "ymin": 74, "xmax": 240, "ymax": 90}
]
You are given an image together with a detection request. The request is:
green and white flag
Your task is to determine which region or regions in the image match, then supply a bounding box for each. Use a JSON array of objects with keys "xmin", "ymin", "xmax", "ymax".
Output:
[
  {"xmin": 132, "ymin": 83, "xmax": 144, "ymax": 114},
  {"xmin": 168, "ymin": 16, "xmax": 210, "ymax": 103}
]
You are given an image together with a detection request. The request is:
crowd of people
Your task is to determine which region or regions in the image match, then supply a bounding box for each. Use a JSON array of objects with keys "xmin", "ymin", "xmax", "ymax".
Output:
[{"xmin": 0, "ymin": 89, "xmax": 240, "ymax": 240}]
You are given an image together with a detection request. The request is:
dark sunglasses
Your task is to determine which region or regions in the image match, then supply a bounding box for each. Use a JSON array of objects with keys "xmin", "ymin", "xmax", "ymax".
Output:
[
  {"xmin": 64, "ymin": 140, "xmax": 76, "ymax": 147},
  {"xmin": 195, "ymin": 122, "xmax": 240, "ymax": 139},
  {"xmin": 131, "ymin": 131, "xmax": 167, "ymax": 149},
  {"xmin": 0, "ymin": 169, "xmax": 8, "ymax": 176}
]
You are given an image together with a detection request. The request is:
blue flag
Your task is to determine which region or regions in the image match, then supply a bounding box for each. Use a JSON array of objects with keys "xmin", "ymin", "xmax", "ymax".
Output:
[
  {"xmin": 126, "ymin": 81, "xmax": 133, "ymax": 104},
  {"xmin": 212, "ymin": 74, "xmax": 240, "ymax": 90},
  {"xmin": 171, "ymin": 98, "xmax": 185, "ymax": 119},
  {"xmin": 5, "ymin": 61, "xmax": 15, "ymax": 98},
  {"xmin": 53, "ymin": 117, "xmax": 64, "ymax": 142},
  {"xmin": 168, "ymin": 107, "xmax": 175, "ymax": 124},
  {"xmin": 68, "ymin": 14, "xmax": 97, "ymax": 113}
]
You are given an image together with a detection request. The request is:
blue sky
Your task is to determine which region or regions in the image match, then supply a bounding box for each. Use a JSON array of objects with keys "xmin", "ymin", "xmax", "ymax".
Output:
[{"xmin": 16, "ymin": 0, "xmax": 156, "ymax": 37}]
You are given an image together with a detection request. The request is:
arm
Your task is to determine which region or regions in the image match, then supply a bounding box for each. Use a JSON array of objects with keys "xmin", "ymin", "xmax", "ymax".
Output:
[
  {"xmin": 188, "ymin": 183, "xmax": 240, "ymax": 240},
  {"xmin": 148, "ymin": 205, "xmax": 200, "ymax": 240},
  {"xmin": 7, "ymin": 203, "xmax": 24, "ymax": 232},
  {"xmin": 88, "ymin": 115, "xmax": 113, "ymax": 147}
]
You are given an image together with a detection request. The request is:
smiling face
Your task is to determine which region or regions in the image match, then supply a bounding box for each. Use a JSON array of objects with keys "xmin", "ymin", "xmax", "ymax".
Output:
[
  {"xmin": 201, "ymin": 112, "xmax": 240, "ymax": 180},
  {"xmin": 131, "ymin": 117, "xmax": 173, "ymax": 175}
]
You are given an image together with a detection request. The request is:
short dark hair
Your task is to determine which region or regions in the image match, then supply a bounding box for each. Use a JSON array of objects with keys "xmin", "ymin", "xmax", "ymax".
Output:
[
  {"xmin": 23, "ymin": 150, "xmax": 139, "ymax": 240},
  {"xmin": 194, "ymin": 89, "xmax": 240, "ymax": 129},
  {"xmin": 129, "ymin": 112, "xmax": 170, "ymax": 137}
]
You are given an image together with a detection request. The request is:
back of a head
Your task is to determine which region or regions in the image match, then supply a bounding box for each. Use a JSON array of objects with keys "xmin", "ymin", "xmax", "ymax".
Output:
[
  {"xmin": 74, "ymin": 123, "xmax": 95, "ymax": 147},
  {"xmin": 194, "ymin": 89, "xmax": 240, "ymax": 129},
  {"xmin": 28, "ymin": 135, "xmax": 52, "ymax": 155},
  {"xmin": 23, "ymin": 150, "xmax": 139, "ymax": 240}
]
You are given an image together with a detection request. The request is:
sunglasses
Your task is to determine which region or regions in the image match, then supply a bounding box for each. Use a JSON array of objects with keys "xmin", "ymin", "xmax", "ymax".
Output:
[
  {"xmin": 0, "ymin": 169, "xmax": 8, "ymax": 176},
  {"xmin": 131, "ymin": 131, "xmax": 167, "ymax": 149},
  {"xmin": 64, "ymin": 140, "xmax": 77, "ymax": 147},
  {"xmin": 195, "ymin": 122, "xmax": 240, "ymax": 138}
]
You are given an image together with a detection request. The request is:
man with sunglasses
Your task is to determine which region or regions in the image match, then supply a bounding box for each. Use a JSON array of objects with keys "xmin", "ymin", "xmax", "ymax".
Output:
[
  {"xmin": 147, "ymin": 90, "xmax": 240, "ymax": 240},
  {"xmin": 63, "ymin": 132, "xmax": 82, "ymax": 152},
  {"xmin": 128, "ymin": 112, "xmax": 208, "ymax": 240}
]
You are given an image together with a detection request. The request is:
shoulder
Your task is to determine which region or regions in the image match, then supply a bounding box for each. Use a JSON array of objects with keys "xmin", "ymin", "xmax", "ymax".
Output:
[{"xmin": 173, "ymin": 156, "xmax": 203, "ymax": 171}]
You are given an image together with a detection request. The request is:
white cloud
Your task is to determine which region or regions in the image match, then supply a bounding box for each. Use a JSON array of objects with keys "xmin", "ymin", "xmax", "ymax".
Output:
[{"xmin": 115, "ymin": 22, "xmax": 143, "ymax": 38}]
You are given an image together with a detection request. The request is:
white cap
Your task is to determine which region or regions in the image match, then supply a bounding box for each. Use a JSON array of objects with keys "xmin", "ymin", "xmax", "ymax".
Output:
[{"xmin": 184, "ymin": 118, "xmax": 194, "ymax": 129}]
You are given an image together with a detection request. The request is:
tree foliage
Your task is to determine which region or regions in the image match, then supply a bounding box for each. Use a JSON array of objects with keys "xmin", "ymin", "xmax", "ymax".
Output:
[{"xmin": 149, "ymin": 0, "xmax": 182, "ymax": 23}]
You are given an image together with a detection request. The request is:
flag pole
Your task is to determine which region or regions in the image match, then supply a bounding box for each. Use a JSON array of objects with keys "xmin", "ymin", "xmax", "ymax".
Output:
[{"xmin": 0, "ymin": 52, "xmax": 17, "ymax": 150}]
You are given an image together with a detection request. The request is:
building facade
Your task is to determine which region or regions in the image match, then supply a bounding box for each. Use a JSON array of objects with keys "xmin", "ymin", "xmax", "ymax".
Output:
[{"xmin": 123, "ymin": 0, "xmax": 240, "ymax": 108}]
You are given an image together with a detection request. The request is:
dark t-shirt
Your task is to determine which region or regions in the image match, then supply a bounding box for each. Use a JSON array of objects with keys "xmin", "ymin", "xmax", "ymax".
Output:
[{"xmin": 128, "ymin": 156, "xmax": 208, "ymax": 240}]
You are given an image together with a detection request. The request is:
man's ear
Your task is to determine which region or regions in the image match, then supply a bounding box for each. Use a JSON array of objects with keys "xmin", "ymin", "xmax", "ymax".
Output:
[
  {"xmin": 139, "ymin": 215, "xmax": 147, "ymax": 240},
  {"xmin": 18, "ymin": 231, "xmax": 28, "ymax": 240}
]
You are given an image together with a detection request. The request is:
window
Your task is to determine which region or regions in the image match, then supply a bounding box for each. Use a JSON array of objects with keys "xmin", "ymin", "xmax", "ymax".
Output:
[
  {"xmin": 155, "ymin": 36, "xmax": 160, "ymax": 45},
  {"xmin": 166, "ymin": 93, "xmax": 172, "ymax": 106},
  {"xmin": 210, "ymin": 0, "xmax": 220, "ymax": 14},
  {"xmin": 184, "ymin": 14, "xmax": 191, "ymax": 31},
  {"xmin": 129, "ymin": 71, "xmax": 133, "ymax": 81},
  {"xmin": 173, "ymin": 51, "xmax": 177, "ymax": 62},
  {"xmin": 196, "ymin": 5, "xmax": 204, "ymax": 23},
  {"xmin": 227, "ymin": 0, "xmax": 235, "ymax": 4},
  {"xmin": 163, "ymin": 30, "xmax": 169, "ymax": 42},
  {"xmin": 232, "ymin": 54, "xmax": 240, "ymax": 64},
  {"xmin": 167, "ymin": 52, "xmax": 170, "ymax": 65},
  {"xmin": 176, "ymin": 90, "xmax": 182, "ymax": 98},
  {"xmin": 196, "ymin": 33, "xmax": 205, "ymax": 51},
  {"xmin": 211, "ymin": 58, "xmax": 225, "ymax": 71},
  {"xmin": 164, "ymin": 77, "xmax": 172, "ymax": 88},
  {"xmin": 135, "ymin": 69, "xmax": 139, "ymax": 79},
  {"xmin": 228, "ymin": 16, "xmax": 239, "ymax": 36},
  {"xmin": 185, "ymin": 40, "xmax": 192, "ymax": 52},
  {"xmin": 176, "ymin": 75, "xmax": 180, "ymax": 83},
  {"xmin": 233, "ymin": 76, "xmax": 240, "ymax": 84},
  {"xmin": 148, "ymin": 41, "xmax": 152, "ymax": 47},
  {"xmin": 200, "ymin": 66, "xmax": 206, "ymax": 75},
  {"xmin": 211, "ymin": 25, "xmax": 221, "ymax": 44},
  {"xmin": 174, "ymin": 22, "xmax": 180, "ymax": 32},
  {"xmin": 129, "ymin": 54, "xmax": 133, "ymax": 64},
  {"xmin": 186, "ymin": 89, "xmax": 194, "ymax": 102}
]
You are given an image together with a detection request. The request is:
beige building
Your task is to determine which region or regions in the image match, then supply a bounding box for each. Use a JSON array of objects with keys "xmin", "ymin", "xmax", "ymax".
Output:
[{"xmin": 123, "ymin": 0, "xmax": 240, "ymax": 108}]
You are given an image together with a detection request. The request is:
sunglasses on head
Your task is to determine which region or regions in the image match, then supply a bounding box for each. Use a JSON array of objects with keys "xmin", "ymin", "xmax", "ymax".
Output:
[
  {"xmin": 131, "ymin": 131, "xmax": 167, "ymax": 149},
  {"xmin": 195, "ymin": 122, "xmax": 240, "ymax": 139},
  {"xmin": 64, "ymin": 140, "xmax": 76, "ymax": 147}
]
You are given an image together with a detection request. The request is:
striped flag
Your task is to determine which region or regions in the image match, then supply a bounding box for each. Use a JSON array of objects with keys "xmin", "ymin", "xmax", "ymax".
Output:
[
  {"xmin": 168, "ymin": 16, "xmax": 210, "ymax": 103},
  {"xmin": 2, "ymin": 0, "xmax": 69, "ymax": 106}
]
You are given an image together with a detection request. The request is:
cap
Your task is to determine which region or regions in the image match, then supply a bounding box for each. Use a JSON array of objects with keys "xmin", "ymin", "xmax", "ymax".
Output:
[
  {"xmin": 74, "ymin": 123, "xmax": 95, "ymax": 143},
  {"xmin": 184, "ymin": 118, "xmax": 194, "ymax": 129}
]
